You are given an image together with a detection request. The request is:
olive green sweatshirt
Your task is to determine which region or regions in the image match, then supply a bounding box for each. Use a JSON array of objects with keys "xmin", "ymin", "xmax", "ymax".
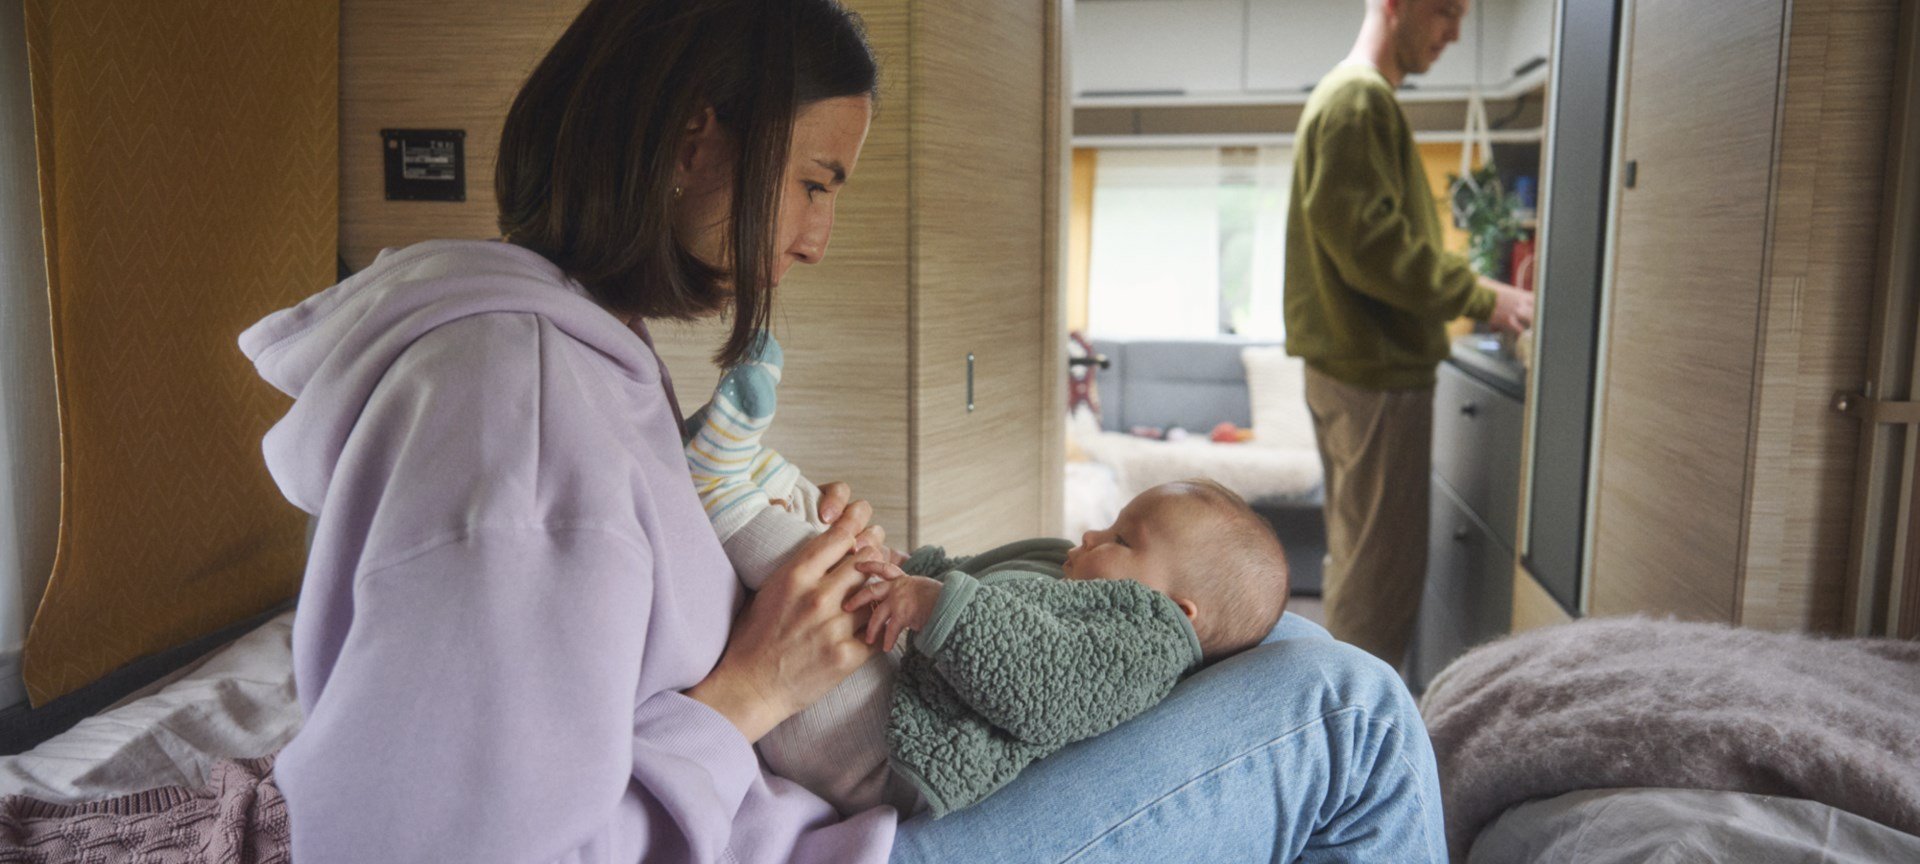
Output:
[
  {"xmin": 1285, "ymin": 63, "xmax": 1497, "ymax": 391},
  {"xmin": 887, "ymin": 540, "xmax": 1203, "ymax": 817}
]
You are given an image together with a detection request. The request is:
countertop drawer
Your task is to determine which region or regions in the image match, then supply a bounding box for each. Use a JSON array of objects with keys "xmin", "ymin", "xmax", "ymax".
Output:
[
  {"xmin": 1433, "ymin": 360, "xmax": 1525, "ymax": 547},
  {"xmin": 1413, "ymin": 478, "xmax": 1517, "ymax": 690}
]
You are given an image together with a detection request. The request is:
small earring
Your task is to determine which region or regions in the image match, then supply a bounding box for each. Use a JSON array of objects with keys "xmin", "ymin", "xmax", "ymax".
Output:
[{"xmin": 673, "ymin": 186, "xmax": 683, "ymax": 199}]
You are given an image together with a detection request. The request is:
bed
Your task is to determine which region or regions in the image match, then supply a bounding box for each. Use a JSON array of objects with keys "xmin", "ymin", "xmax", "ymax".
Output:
[
  {"xmin": 0, "ymin": 610, "xmax": 300, "ymax": 803},
  {"xmin": 1470, "ymin": 787, "xmax": 1920, "ymax": 863},
  {"xmin": 1424, "ymin": 615, "xmax": 1920, "ymax": 862}
]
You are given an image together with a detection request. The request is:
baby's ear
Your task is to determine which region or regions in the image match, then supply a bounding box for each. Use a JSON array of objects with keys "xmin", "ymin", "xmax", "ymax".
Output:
[{"xmin": 1173, "ymin": 597, "xmax": 1199, "ymax": 622}]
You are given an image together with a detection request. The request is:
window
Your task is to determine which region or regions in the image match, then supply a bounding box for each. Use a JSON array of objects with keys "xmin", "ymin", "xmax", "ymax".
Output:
[
  {"xmin": 1, "ymin": 6, "xmax": 58, "ymax": 711},
  {"xmin": 1086, "ymin": 146, "xmax": 1291, "ymax": 340}
]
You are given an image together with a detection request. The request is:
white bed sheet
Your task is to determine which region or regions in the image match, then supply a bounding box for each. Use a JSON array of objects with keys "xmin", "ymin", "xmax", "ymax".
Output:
[
  {"xmin": 0, "ymin": 610, "xmax": 301, "ymax": 803},
  {"xmin": 1469, "ymin": 787, "xmax": 1920, "ymax": 864}
]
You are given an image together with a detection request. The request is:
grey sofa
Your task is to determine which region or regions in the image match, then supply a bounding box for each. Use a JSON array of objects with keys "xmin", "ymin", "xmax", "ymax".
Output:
[{"xmin": 1086, "ymin": 337, "xmax": 1325, "ymax": 595}]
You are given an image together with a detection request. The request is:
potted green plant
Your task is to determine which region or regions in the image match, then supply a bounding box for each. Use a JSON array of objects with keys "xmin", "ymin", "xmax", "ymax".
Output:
[{"xmin": 1448, "ymin": 164, "xmax": 1525, "ymax": 281}]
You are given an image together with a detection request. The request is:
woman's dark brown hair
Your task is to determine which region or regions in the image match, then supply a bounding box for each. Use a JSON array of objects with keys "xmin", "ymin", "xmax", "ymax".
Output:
[{"xmin": 496, "ymin": 0, "xmax": 878, "ymax": 367}]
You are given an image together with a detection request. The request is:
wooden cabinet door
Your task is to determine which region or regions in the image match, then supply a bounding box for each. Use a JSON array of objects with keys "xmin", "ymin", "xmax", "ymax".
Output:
[
  {"xmin": 909, "ymin": 0, "xmax": 1049, "ymax": 551},
  {"xmin": 1589, "ymin": 0, "xmax": 1784, "ymax": 621}
]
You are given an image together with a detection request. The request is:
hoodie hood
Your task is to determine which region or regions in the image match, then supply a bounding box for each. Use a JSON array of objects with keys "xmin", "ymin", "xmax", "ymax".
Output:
[{"xmin": 239, "ymin": 239, "xmax": 660, "ymax": 514}]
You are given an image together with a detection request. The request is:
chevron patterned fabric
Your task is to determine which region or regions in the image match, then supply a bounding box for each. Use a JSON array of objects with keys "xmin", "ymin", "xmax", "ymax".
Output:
[{"xmin": 20, "ymin": 0, "xmax": 337, "ymax": 705}]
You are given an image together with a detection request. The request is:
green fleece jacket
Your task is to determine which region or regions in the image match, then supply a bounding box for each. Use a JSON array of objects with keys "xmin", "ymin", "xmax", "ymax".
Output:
[
  {"xmin": 888, "ymin": 539, "xmax": 1204, "ymax": 817},
  {"xmin": 1285, "ymin": 63, "xmax": 1497, "ymax": 390}
]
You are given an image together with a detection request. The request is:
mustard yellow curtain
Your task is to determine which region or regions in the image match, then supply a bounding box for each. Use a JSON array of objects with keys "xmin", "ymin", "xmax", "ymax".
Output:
[{"xmin": 21, "ymin": 0, "xmax": 337, "ymax": 705}]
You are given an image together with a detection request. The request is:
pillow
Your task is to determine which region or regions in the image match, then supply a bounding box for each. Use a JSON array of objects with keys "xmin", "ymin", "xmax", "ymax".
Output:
[{"xmin": 1241, "ymin": 346, "xmax": 1317, "ymax": 450}]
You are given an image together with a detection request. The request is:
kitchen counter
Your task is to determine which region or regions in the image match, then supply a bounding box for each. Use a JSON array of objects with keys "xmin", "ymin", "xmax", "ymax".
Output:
[{"xmin": 1449, "ymin": 332, "xmax": 1528, "ymax": 401}]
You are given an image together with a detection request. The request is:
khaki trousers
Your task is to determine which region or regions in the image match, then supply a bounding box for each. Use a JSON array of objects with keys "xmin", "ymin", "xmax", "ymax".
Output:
[{"xmin": 1304, "ymin": 368, "xmax": 1432, "ymax": 666}]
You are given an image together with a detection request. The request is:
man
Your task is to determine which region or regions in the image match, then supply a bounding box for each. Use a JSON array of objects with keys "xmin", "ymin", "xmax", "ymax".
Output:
[{"xmin": 1286, "ymin": 0, "xmax": 1534, "ymax": 666}]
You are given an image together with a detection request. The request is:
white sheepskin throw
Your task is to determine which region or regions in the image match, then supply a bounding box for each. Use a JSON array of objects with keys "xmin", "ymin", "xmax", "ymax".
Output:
[
  {"xmin": 1067, "ymin": 409, "xmax": 1320, "ymax": 505},
  {"xmin": 1419, "ymin": 616, "xmax": 1920, "ymax": 859}
]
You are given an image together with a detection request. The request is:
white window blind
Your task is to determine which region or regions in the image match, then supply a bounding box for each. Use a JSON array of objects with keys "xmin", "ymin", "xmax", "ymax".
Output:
[
  {"xmin": 1087, "ymin": 147, "xmax": 1223, "ymax": 339},
  {"xmin": 1, "ymin": 0, "xmax": 60, "ymax": 711},
  {"xmin": 1086, "ymin": 145, "xmax": 1292, "ymax": 341}
]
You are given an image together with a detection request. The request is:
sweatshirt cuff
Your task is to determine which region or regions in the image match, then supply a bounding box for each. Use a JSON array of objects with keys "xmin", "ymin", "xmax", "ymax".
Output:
[
  {"xmin": 1461, "ymin": 281, "xmax": 1498, "ymax": 321},
  {"xmin": 634, "ymin": 690, "xmax": 761, "ymax": 813},
  {"xmin": 914, "ymin": 570, "xmax": 981, "ymax": 657}
]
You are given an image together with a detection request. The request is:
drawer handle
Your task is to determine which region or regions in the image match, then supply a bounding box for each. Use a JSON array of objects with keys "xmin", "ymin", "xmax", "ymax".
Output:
[
  {"xmin": 1453, "ymin": 526, "xmax": 1471, "ymax": 543},
  {"xmin": 1460, "ymin": 402, "xmax": 1480, "ymax": 418}
]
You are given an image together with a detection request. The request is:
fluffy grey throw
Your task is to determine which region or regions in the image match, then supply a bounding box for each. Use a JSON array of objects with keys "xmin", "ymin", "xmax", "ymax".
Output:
[{"xmin": 1420, "ymin": 616, "xmax": 1920, "ymax": 859}]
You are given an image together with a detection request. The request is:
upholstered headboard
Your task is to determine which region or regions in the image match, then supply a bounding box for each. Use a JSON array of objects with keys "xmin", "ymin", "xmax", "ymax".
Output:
[{"xmin": 1091, "ymin": 337, "xmax": 1282, "ymax": 434}]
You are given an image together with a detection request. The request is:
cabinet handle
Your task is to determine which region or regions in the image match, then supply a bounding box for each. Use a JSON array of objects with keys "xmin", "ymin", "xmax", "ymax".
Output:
[
  {"xmin": 1460, "ymin": 402, "xmax": 1480, "ymax": 418},
  {"xmin": 1453, "ymin": 526, "xmax": 1471, "ymax": 543}
]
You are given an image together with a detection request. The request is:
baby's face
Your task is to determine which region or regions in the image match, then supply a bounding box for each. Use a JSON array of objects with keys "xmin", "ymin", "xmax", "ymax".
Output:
[{"xmin": 1063, "ymin": 484, "xmax": 1210, "ymax": 600}]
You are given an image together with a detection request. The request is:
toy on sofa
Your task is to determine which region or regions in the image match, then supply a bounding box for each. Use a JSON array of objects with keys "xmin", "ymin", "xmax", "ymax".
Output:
[
  {"xmin": 1066, "ymin": 331, "xmax": 1109, "ymax": 418},
  {"xmin": 1210, "ymin": 422, "xmax": 1255, "ymax": 444}
]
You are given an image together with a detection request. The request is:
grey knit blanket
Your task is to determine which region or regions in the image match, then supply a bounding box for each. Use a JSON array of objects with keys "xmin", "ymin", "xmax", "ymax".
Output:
[
  {"xmin": 0, "ymin": 755, "xmax": 287, "ymax": 863},
  {"xmin": 1420, "ymin": 616, "xmax": 1920, "ymax": 859}
]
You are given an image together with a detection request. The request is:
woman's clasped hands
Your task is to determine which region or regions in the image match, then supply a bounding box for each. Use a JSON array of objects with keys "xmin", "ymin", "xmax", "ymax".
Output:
[{"xmin": 687, "ymin": 482, "xmax": 895, "ymax": 743}]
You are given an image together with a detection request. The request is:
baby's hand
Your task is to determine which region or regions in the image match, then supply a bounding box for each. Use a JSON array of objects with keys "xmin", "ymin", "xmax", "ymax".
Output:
[{"xmin": 844, "ymin": 562, "xmax": 943, "ymax": 652}]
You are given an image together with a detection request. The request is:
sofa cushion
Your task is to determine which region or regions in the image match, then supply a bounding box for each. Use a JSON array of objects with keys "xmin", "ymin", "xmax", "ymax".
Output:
[
  {"xmin": 1090, "ymin": 337, "xmax": 1280, "ymax": 434},
  {"xmin": 1242, "ymin": 346, "xmax": 1317, "ymax": 450}
]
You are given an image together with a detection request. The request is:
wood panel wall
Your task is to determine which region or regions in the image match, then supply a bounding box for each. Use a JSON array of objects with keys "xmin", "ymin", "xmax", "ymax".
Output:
[
  {"xmin": 1587, "ymin": 0, "xmax": 1897, "ymax": 630},
  {"xmin": 340, "ymin": 0, "xmax": 1054, "ymax": 550},
  {"xmin": 909, "ymin": 0, "xmax": 1048, "ymax": 552},
  {"xmin": 1738, "ymin": 0, "xmax": 1897, "ymax": 632},
  {"xmin": 1589, "ymin": 0, "xmax": 1784, "ymax": 621},
  {"xmin": 338, "ymin": 1, "xmax": 577, "ymax": 270},
  {"xmin": 1039, "ymin": 0, "xmax": 1068, "ymax": 539}
]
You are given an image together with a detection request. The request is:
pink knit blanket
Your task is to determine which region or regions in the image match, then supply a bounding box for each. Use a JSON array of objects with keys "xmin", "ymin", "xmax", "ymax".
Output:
[
  {"xmin": 0, "ymin": 755, "xmax": 287, "ymax": 863},
  {"xmin": 1420, "ymin": 617, "xmax": 1920, "ymax": 859}
]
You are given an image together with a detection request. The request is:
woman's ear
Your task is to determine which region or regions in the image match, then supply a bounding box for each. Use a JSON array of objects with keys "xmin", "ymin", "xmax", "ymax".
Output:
[{"xmin": 675, "ymin": 107, "xmax": 726, "ymax": 189}]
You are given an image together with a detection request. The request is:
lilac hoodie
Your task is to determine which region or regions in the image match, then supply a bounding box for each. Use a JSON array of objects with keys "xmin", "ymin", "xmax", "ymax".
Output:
[{"xmin": 239, "ymin": 240, "xmax": 895, "ymax": 863}]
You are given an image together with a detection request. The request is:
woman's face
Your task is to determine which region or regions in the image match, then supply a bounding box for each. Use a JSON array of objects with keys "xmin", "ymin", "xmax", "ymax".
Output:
[
  {"xmin": 772, "ymin": 95, "xmax": 873, "ymax": 287},
  {"xmin": 676, "ymin": 94, "xmax": 873, "ymax": 294}
]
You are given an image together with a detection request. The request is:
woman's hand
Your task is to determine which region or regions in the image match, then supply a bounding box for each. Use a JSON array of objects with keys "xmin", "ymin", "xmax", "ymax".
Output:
[
  {"xmin": 817, "ymin": 481, "xmax": 853, "ymax": 523},
  {"xmin": 687, "ymin": 501, "xmax": 883, "ymax": 742},
  {"xmin": 817, "ymin": 480, "xmax": 902, "ymax": 565}
]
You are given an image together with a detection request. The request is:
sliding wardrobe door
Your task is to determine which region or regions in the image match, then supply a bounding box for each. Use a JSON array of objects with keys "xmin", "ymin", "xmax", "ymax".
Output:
[{"xmin": 1588, "ymin": 0, "xmax": 1784, "ymax": 621}]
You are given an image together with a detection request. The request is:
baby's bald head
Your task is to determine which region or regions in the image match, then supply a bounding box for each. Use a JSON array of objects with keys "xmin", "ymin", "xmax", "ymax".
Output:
[{"xmin": 1158, "ymin": 480, "xmax": 1291, "ymax": 658}]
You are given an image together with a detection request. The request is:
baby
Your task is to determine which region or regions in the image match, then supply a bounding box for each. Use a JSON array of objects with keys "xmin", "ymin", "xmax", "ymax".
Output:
[{"xmin": 682, "ymin": 334, "xmax": 1291, "ymax": 817}]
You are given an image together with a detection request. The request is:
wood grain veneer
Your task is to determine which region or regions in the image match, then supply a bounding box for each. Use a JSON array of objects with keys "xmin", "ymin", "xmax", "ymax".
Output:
[
  {"xmin": 1039, "ymin": 0, "xmax": 1069, "ymax": 538},
  {"xmin": 1589, "ymin": 0, "xmax": 1784, "ymax": 622},
  {"xmin": 1586, "ymin": 0, "xmax": 1897, "ymax": 631},
  {"xmin": 909, "ymin": 0, "xmax": 1048, "ymax": 552},
  {"xmin": 1738, "ymin": 0, "xmax": 1896, "ymax": 632},
  {"xmin": 339, "ymin": 1, "xmax": 577, "ymax": 270},
  {"xmin": 1511, "ymin": 562, "xmax": 1573, "ymax": 633}
]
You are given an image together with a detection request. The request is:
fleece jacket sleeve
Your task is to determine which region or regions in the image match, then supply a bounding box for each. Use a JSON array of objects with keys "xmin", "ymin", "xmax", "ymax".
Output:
[{"xmin": 1300, "ymin": 82, "xmax": 1495, "ymax": 322}]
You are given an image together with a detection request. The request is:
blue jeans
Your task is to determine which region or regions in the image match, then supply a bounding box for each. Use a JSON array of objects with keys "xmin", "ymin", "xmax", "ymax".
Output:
[{"xmin": 891, "ymin": 613, "xmax": 1445, "ymax": 863}]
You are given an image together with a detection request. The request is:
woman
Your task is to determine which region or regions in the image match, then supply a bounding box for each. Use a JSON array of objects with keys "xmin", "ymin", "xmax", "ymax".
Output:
[{"xmin": 241, "ymin": 1, "xmax": 1446, "ymax": 861}]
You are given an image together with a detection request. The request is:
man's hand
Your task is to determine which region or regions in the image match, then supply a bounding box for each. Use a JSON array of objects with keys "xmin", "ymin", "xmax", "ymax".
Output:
[
  {"xmin": 1484, "ymin": 278, "xmax": 1535, "ymax": 335},
  {"xmin": 844, "ymin": 561, "xmax": 943, "ymax": 652}
]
